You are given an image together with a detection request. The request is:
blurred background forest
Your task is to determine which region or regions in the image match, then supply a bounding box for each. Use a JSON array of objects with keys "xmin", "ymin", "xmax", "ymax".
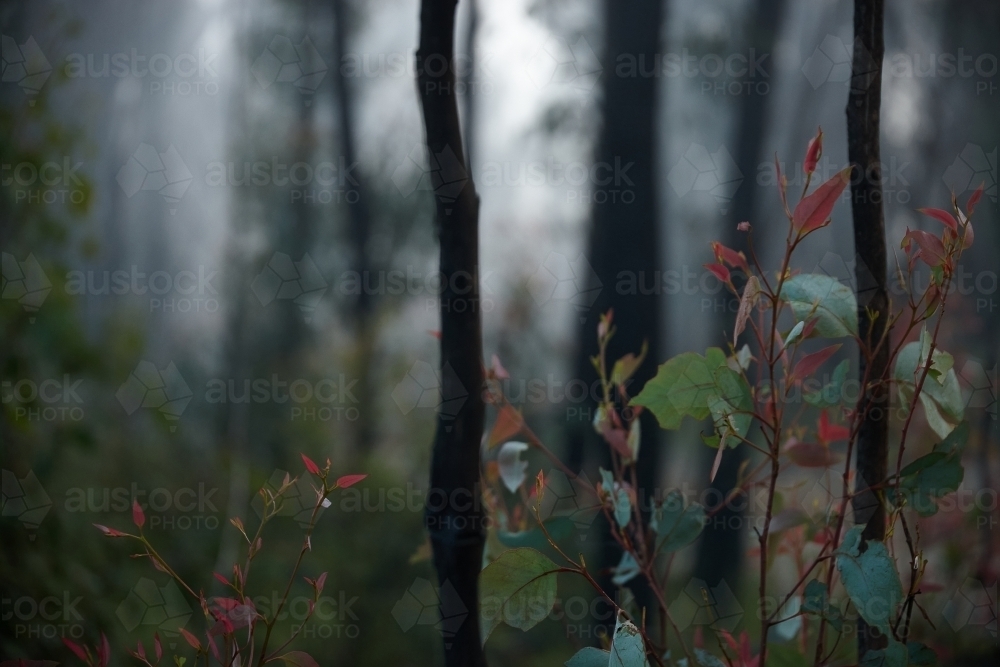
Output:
[{"xmin": 1, "ymin": 0, "xmax": 997, "ymax": 664}]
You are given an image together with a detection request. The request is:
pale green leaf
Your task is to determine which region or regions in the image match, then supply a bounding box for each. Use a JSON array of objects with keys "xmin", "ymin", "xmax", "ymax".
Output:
[
  {"xmin": 779, "ymin": 274, "xmax": 858, "ymax": 338},
  {"xmin": 479, "ymin": 548, "xmax": 559, "ymax": 641}
]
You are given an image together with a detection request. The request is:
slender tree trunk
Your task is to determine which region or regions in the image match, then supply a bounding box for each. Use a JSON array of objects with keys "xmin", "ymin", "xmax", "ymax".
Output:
[
  {"xmin": 695, "ymin": 0, "xmax": 786, "ymax": 596},
  {"xmin": 569, "ymin": 0, "xmax": 663, "ymax": 630},
  {"xmin": 846, "ymin": 0, "xmax": 889, "ymax": 659},
  {"xmin": 332, "ymin": 0, "xmax": 377, "ymax": 454},
  {"xmin": 416, "ymin": 1, "xmax": 486, "ymax": 665}
]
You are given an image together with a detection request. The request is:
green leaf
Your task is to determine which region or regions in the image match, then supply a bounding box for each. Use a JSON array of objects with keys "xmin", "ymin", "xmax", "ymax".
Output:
[
  {"xmin": 609, "ymin": 616, "xmax": 648, "ymax": 667},
  {"xmin": 906, "ymin": 642, "xmax": 937, "ymax": 665},
  {"xmin": 804, "ymin": 359, "xmax": 850, "ymax": 407},
  {"xmin": 801, "ymin": 579, "xmax": 842, "ymax": 631},
  {"xmin": 631, "ymin": 349, "xmax": 728, "ymax": 430},
  {"xmin": 835, "ymin": 526, "xmax": 903, "ymax": 636},
  {"xmin": 779, "ymin": 274, "xmax": 858, "ymax": 338},
  {"xmin": 708, "ymin": 367, "xmax": 753, "ymax": 448},
  {"xmin": 479, "ymin": 548, "xmax": 559, "ymax": 641},
  {"xmin": 859, "ymin": 639, "xmax": 907, "ymax": 667},
  {"xmin": 565, "ymin": 647, "xmax": 611, "ymax": 667},
  {"xmin": 651, "ymin": 490, "xmax": 706, "ymax": 553},
  {"xmin": 894, "ymin": 341, "xmax": 964, "ymax": 439},
  {"xmin": 897, "ymin": 422, "xmax": 967, "ymax": 516}
]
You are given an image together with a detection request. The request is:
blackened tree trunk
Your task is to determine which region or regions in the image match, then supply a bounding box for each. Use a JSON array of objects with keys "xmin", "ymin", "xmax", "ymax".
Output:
[
  {"xmin": 570, "ymin": 0, "xmax": 663, "ymax": 627},
  {"xmin": 846, "ymin": 0, "xmax": 889, "ymax": 659},
  {"xmin": 332, "ymin": 0, "xmax": 377, "ymax": 454},
  {"xmin": 695, "ymin": 0, "xmax": 786, "ymax": 596},
  {"xmin": 416, "ymin": 1, "xmax": 486, "ymax": 665}
]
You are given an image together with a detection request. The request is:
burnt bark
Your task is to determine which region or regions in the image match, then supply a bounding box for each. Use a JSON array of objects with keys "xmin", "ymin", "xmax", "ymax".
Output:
[
  {"xmin": 846, "ymin": 0, "xmax": 890, "ymax": 658},
  {"xmin": 416, "ymin": 1, "xmax": 486, "ymax": 665},
  {"xmin": 332, "ymin": 0, "xmax": 377, "ymax": 453},
  {"xmin": 695, "ymin": 0, "xmax": 786, "ymax": 595},
  {"xmin": 568, "ymin": 0, "xmax": 663, "ymax": 632}
]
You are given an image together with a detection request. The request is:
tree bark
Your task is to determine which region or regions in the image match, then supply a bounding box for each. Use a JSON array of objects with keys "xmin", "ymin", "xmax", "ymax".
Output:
[
  {"xmin": 416, "ymin": 1, "xmax": 486, "ymax": 666},
  {"xmin": 569, "ymin": 0, "xmax": 663, "ymax": 631},
  {"xmin": 332, "ymin": 0, "xmax": 377, "ymax": 454},
  {"xmin": 846, "ymin": 0, "xmax": 889, "ymax": 659},
  {"xmin": 695, "ymin": 0, "xmax": 786, "ymax": 595}
]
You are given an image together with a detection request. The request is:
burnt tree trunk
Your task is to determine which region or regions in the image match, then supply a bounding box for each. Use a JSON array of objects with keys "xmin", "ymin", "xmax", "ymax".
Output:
[
  {"xmin": 416, "ymin": 1, "xmax": 486, "ymax": 666},
  {"xmin": 695, "ymin": 0, "xmax": 786, "ymax": 596},
  {"xmin": 569, "ymin": 0, "xmax": 663, "ymax": 631},
  {"xmin": 332, "ymin": 0, "xmax": 377, "ymax": 454},
  {"xmin": 846, "ymin": 0, "xmax": 889, "ymax": 659}
]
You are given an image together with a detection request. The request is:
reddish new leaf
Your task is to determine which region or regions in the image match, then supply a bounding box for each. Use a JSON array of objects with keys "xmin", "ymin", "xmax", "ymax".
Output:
[
  {"xmin": 301, "ymin": 453, "xmax": 321, "ymax": 475},
  {"xmin": 704, "ymin": 262, "xmax": 731, "ymax": 284},
  {"xmin": 818, "ymin": 410, "xmax": 850, "ymax": 444},
  {"xmin": 276, "ymin": 652, "xmax": 321, "ymax": 667},
  {"xmin": 154, "ymin": 633, "xmax": 163, "ymax": 661},
  {"xmin": 132, "ymin": 500, "xmax": 146, "ymax": 529},
  {"xmin": 97, "ymin": 634, "xmax": 110, "ymax": 667},
  {"xmin": 213, "ymin": 572, "xmax": 229, "ymax": 586},
  {"xmin": 62, "ymin": 639, "xmax": 88, "ymax": 662},
  {"xmin": 734, "ymin": 275, "xmax": 761, "ymax": 345},
  {"xmin": 804, "ymin": 126, "xmax": 823, "ymax": 175},
  {"xmin": 336, "ymin": 474, "xmax": 367, "ymax": 488},
  {"xmin": 316, "ymin": 572, "xmax": 328, "ymax": 593},
  {"xmin": 967, "ymin": 182, "xmax": 985, "ymax": 216},
  {"xmin": 490, "ymin": 354, "xmax": 509, "ymax": 379},
  {"xmin": 792, "ymin": 344, "xmax": 841, "ymax": 383},
  {"xmin": 917, "ymin": 207, "xmax": 958, "ymax": 232},
  {"xmin": 711, "ymin": 241, "xmax": 750, "ymax": 274},
  {"xmin": 792, "ymin": 166, "xmax": 851, "ymax": 235},
  {"xmin": 487, "ymin": 404, "xmax": 524, "ymax": 448},
  {"xmin": 94, "ymin": 523, "xmax": 127, "ymax": 537},
  {"xmin": 178, "ymin": 627, "xmax": 202, "ymax": 650},
  {"xmin": 902, "ymin": 228, "xmax": 946, "ymax": 267}
]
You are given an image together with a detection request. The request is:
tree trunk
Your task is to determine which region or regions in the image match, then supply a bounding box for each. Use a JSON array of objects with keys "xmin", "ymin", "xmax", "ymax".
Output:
[
  {"xmin": 569, "ymin": 0, "xmax": 663, "ymax": 630},
  {"xmin": 332, "ymin": 0, "xmax": 377, "ymax": 454},
  {"xmin": 416, "ymin": 1, "xmax": 486, "ymax": 665},
  {"xmin": 846, "ymin": 0, "xmax": 889, "ymax": 659}
]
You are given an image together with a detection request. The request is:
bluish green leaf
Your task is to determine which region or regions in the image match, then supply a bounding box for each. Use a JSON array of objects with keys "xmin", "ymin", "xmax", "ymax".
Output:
[
  {"xmin": 835, "ymin": 526, "xmax": 902, "ymax": 636},
  {"xmin": 651, "ymin": 491, "xmax": 706, "ymax": 553},
  {"xmin": 565, "ymin": 647, "xmax": 611, "ymax": 667},
  {"xmin": 779, "ymin": 274, "xmax": 858, "ymax": 338},
  {"xmin": 897, "ymin": 422, "xmax": 968, "ymax": 516},
  {"xmin": 894, "ymin": 341, "xmax": 964, "ymax": 439},
  {"xmin": 479, "ymin": 547, "xmax": 559, "ymax": 641},
  {"xmin": 804, "ymin": 359, "xmax": 850, "ymax": 407},
  {"xmin": 609, "ymin": 616, "xmax": 648, "ymax": 667}
]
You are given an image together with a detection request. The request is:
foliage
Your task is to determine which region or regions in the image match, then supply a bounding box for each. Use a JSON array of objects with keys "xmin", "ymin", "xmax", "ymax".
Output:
[{"xmin": 476, "ymin": 128, "xmax": 985, "ymax": 666}]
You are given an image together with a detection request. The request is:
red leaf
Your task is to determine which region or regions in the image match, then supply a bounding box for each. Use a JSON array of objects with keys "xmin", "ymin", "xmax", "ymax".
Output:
[
  {"xmin": 62, "ymin": 639, "xmax": 88, "ymax": 662},
  {"xmin": 213, "ymin": 572, "xmax": 229, "ymax": 586},
  {"xmin": 775, "ymin": 154, "xmax": 789, "ymax": 215},
  {"xmin": 818, "ymin": 410, "xmax": 850, "ymax": 444},
  {"xmin": 804, "ymin": 126, "xmax": 823, "ymax": 175},
  {"xmin": 792, "ymin": 166, "xmax": 851, "ymax": 235},
  {"xmin": 784, "ymin": 438, "xmax": 842, "ymax": 468},
  {"xmin": 154, "ymin": 633, "xmax": 163, "ymax": 660},
  {"xmin": 132, "ymin": 500, "xmax": 146, "ymax": 529},
  {"xmin": 301, "ymin": 453, "xmax": 320, "ymax": 475},
  {"xmin": 178, "ymin": 627, "xmax": 202, "ymax": 650},
  {"xmin": 917, "ymin": 207, "xmax": 958, "ymax": 232},
  {"xmin": 792, "ymin": 344, "xmax": 841, "ymax": 383},
  {"xmin": 316, "ymin": 572, "xmax": 328, "ymax": 593},
  {"xmin": 487, "ymin": 404, "xmax": 524, "ymax": 447},
  {"xmin": 207, "ymin": 633, "xmax": 221, "ymax": 662},
  {"xmin": 967, "ymin": 182, "xmax": 985, "ymax": 216},
  {"xmin": 704, "ymin": 262, "xmax": 731, "ymax": 284},
  {"xmin": 98, "ymin": 633, "xmax": 110, "ymax": 667},
  {"xmin": 711, "ymin": 241, "xmax": 750, "ymax": 274},
  {"xmin": 136, "ymin": 640, "xmax": 146, "ymax": 660},
  {"xmin": 335, "ymin": 474, "xmax": 367, "ymax": 488},
  {"xmin": 94, "ymin": 523, "xmax": 127, "ymax": 537},
  {"xmin": 902, "ymin": 228, "xmax": 946, "ymax": 266}
]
